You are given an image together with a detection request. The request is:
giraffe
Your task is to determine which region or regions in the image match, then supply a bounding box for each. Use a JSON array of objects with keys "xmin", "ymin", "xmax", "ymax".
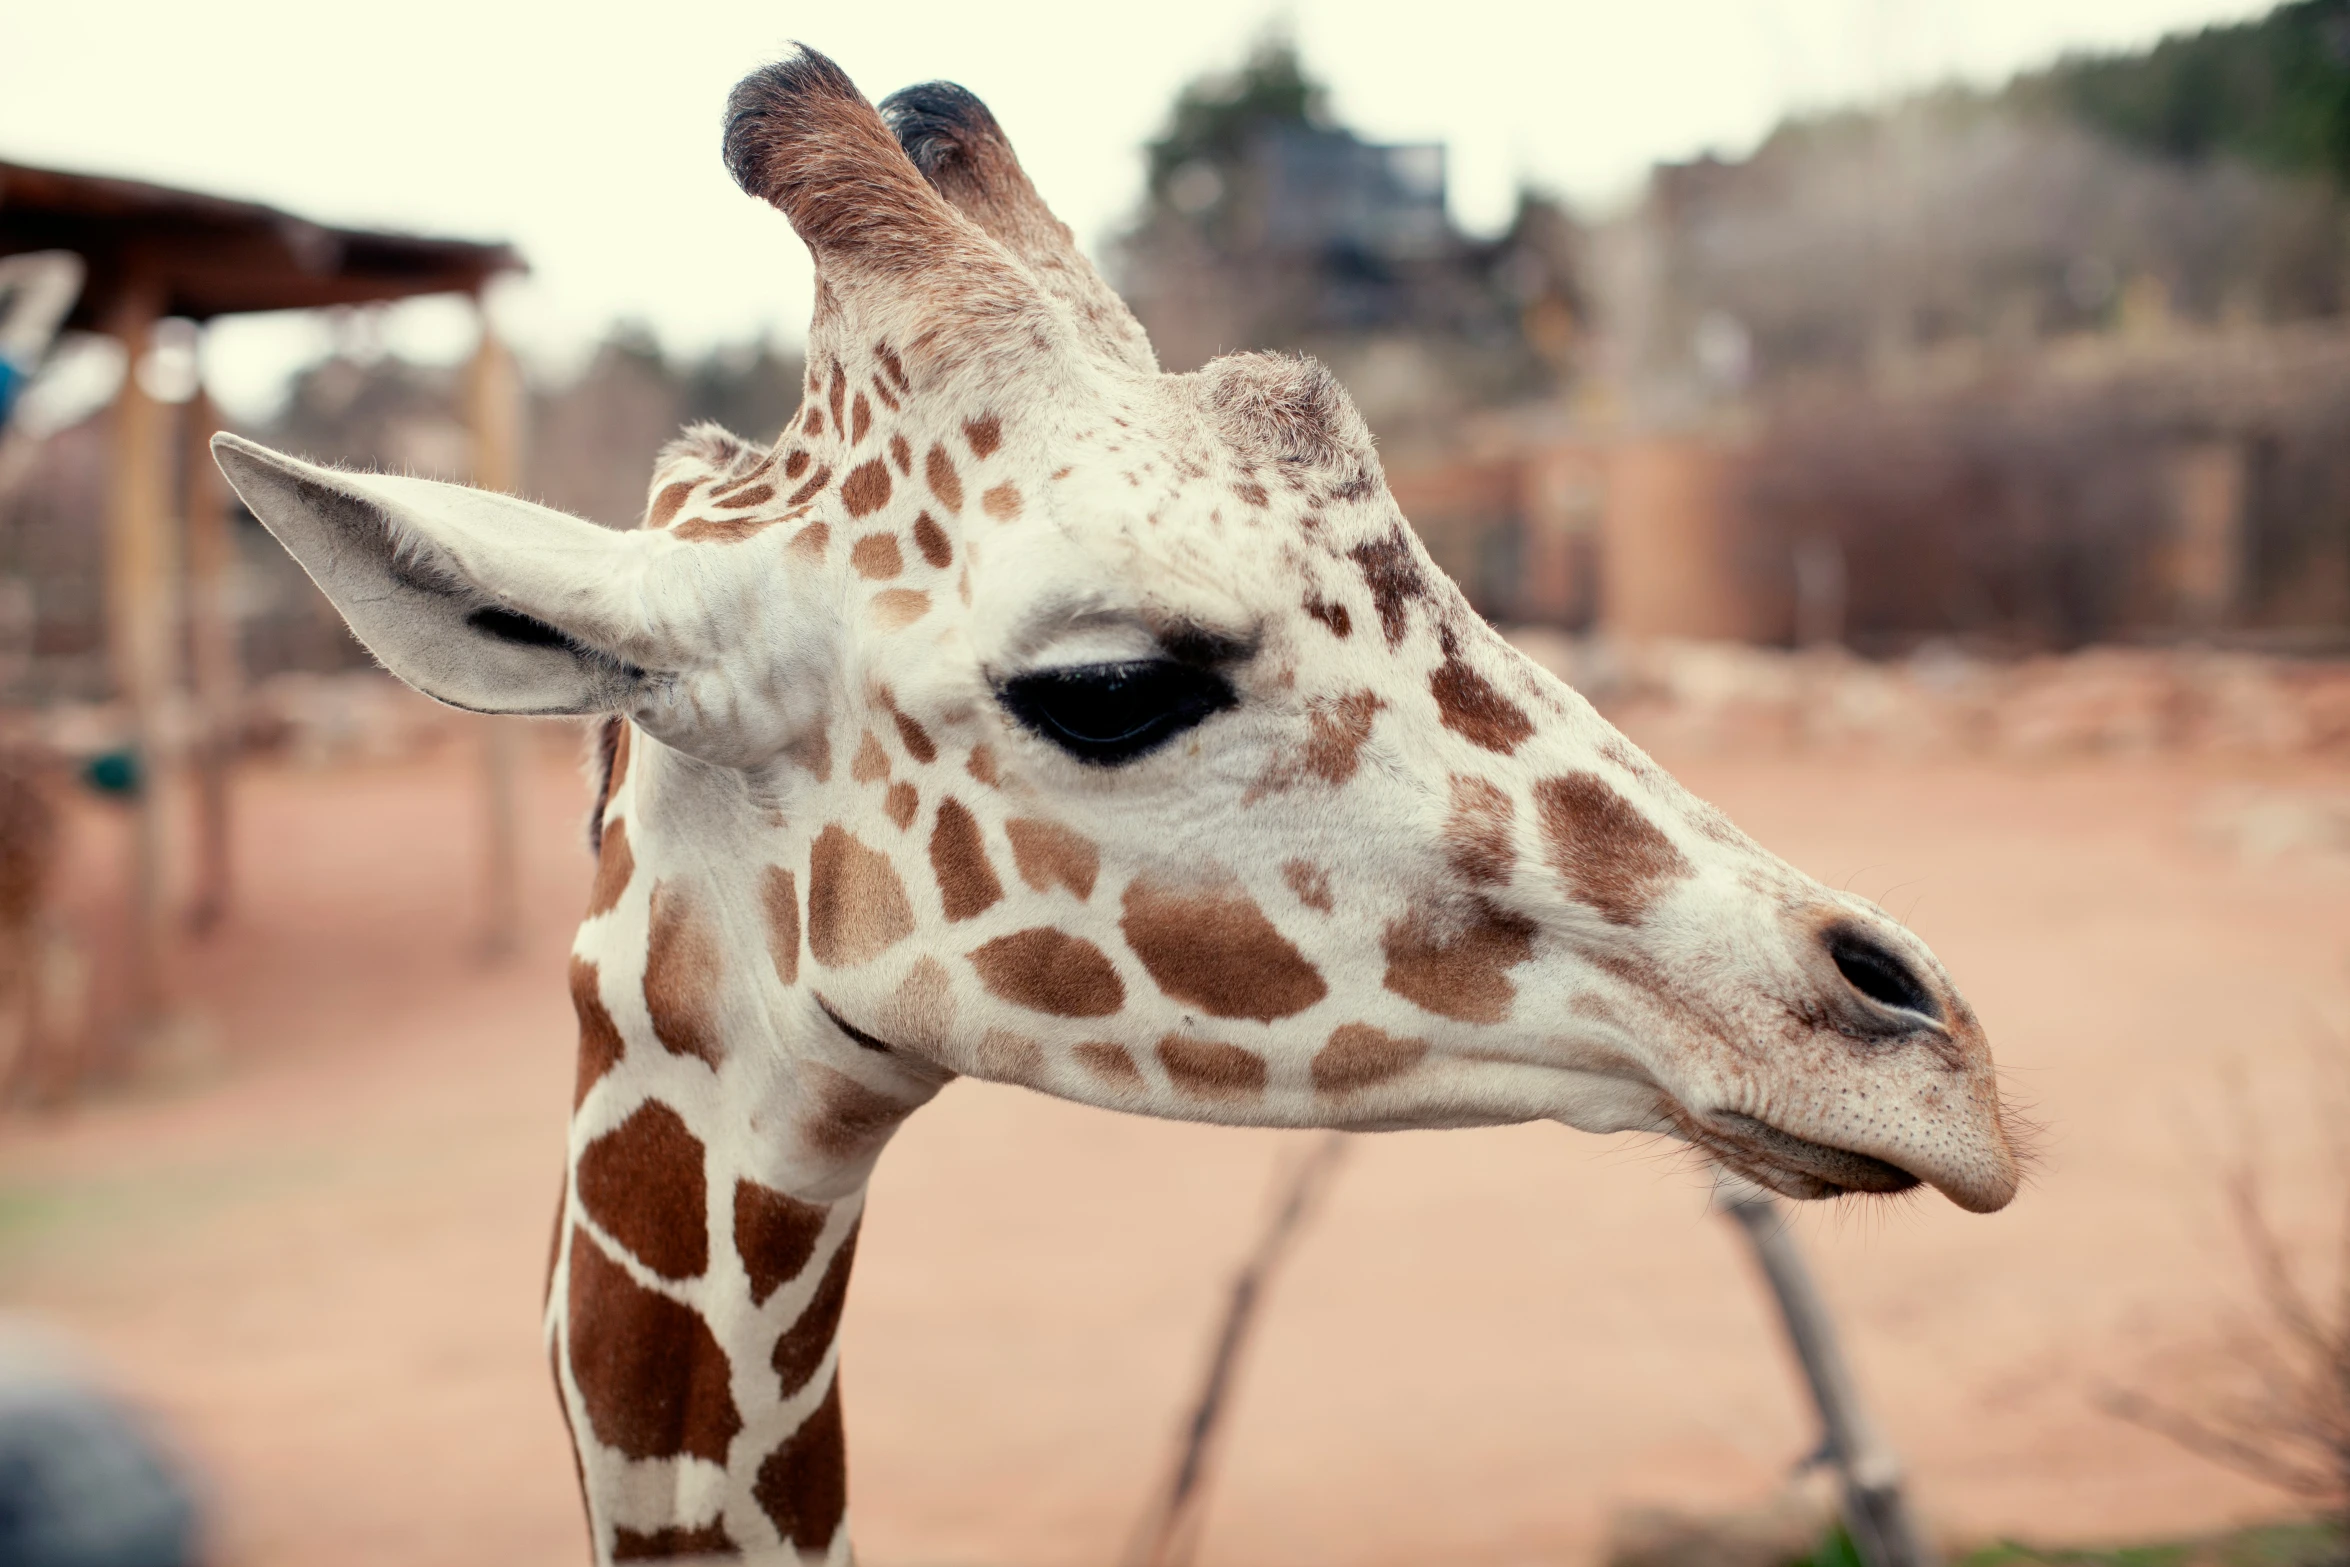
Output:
[{"xmin": 210, "ymin": 47, "xmax": 2020, "ymax": 1566}]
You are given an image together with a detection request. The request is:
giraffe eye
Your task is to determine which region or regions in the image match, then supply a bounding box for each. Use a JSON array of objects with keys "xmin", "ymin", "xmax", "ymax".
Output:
[{"xmin": 997, "ymin": 661, "xmax": 1237, "ymax": 766}]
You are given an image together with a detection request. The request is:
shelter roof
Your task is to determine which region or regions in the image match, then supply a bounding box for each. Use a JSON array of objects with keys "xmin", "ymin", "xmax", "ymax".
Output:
[{"xmin": 0, "ymin": 158, "xmax": 523, "ymax": 328}]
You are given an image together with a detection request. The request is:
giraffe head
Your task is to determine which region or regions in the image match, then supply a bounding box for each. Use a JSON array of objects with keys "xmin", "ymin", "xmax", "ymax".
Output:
[{"xmin": 214, "ymin": 47, "xmax": 2017, "ymax": 1215}]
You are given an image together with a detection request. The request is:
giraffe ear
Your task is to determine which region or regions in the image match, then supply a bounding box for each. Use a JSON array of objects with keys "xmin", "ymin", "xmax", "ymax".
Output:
[{"xmin": 212, "ymin": 433, "xmax": 676, "ymax": 717}]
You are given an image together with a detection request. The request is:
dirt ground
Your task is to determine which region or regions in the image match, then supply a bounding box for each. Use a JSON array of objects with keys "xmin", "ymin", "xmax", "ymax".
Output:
[{"xmin": 4, "ymin": 716, "xmax": 2349, "ymax": 1567}]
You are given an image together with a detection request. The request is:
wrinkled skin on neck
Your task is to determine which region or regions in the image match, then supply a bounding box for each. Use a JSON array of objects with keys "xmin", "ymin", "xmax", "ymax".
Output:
[{"xmin": 212, "ymin": 48, "xmax": 2018, "ymax": 1566}]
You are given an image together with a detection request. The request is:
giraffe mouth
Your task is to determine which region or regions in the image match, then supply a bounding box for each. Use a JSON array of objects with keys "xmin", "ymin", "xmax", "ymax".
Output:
[{"xmin": 1676, "ymin": 1110, "xmax": 1922, "ymax": 1201}]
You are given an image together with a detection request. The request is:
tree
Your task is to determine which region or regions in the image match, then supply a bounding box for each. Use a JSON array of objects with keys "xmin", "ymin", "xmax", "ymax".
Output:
[
  {"xmin": 1143, "ymin": 33, "xmax": 1331, "ymax": 215},
  {"xmin": 2010, "ymin": 1, "xmax": 2350, "ymax": 187}
]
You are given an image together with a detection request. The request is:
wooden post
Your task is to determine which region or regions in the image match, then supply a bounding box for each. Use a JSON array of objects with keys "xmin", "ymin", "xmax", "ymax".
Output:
[
  {"xmin": 468, "ymin": 308, "xmax": 523, "ymax": 959},
  {"xmin": 102, "ymin": 283, "xmax": 178, "ymax": 1024},
  {"xmin": 1123, "ymin": 1133, "xmax": 1350, "ymax": 1567},
  {"xmin": 1721, "ymin": 1189, "xmax": 1937, "ymax": 1567},
  {"xmin": 183, "ymin": 385, "xmax": 239, "ymax": 933}
]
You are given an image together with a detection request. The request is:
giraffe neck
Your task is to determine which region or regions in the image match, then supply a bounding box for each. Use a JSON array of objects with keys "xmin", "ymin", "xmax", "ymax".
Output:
[{"xmin": 547, "ymin": 727, "xmax": 942, "ymax": 1565}]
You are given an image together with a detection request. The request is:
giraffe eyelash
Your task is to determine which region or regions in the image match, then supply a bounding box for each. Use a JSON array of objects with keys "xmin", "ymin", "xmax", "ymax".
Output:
[{"xmin": 996, "ymin": 660, "xmax": 1237, "ymax": 766}]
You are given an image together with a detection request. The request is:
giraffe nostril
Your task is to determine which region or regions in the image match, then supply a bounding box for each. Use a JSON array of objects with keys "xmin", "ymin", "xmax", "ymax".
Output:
[{"xmin": 1826, "ymin": 928, "xmax": 1940, "ymax": 1021}]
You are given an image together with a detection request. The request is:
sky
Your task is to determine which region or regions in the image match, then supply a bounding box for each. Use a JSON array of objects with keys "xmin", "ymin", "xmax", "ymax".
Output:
[{"xmin": 0, "ymin": 0, "xmax": 2276, "ymax": 417}]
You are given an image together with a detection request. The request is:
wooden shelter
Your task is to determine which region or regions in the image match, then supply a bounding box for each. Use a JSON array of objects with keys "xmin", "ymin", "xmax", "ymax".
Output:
[{"xmin": 0, "ymin": 158, "xmax": 527, "ymax": 1022}]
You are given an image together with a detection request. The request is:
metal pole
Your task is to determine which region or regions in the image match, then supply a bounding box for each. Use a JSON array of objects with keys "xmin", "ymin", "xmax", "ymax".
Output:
[
  {"xmin": 1720, "ymin": 1189, "xmax": 1937, "ymax": 1567},
  {"xmin": 467, "ymin": 309, "xmax": 523, "ymax": 959},
  {"xmin": 102, "ymin": 283, "xmax": 175, "ymax": 1027}
]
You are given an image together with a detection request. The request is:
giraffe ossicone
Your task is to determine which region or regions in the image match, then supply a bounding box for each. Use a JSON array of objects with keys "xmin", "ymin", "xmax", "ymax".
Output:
[{"xmin": 215, "ymin": 43, "xmax": 2019, "ymax": 1566}]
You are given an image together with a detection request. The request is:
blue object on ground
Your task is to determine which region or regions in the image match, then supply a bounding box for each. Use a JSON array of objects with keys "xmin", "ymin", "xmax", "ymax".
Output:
[
  {"xmin": 81, "ymin": 751, "xmax": 140, "ymax": 800},
  {"xmin": 0, "ymin": 1372, "xmax": 200, "ymax": 1567}
]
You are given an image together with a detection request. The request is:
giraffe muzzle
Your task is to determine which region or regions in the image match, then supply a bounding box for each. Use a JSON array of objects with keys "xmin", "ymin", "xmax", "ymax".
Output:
[
  {"xmin": 1688, "ymin": 1111, "xmax": 1924, "ymax": 1202},
  {"xmin": 1648, "ymin": 905, "xmax": 2020, "ymax": 1211}
]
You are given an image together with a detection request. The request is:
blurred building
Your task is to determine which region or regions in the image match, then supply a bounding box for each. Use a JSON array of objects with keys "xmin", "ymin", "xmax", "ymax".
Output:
[
  {"xmin": 1588, "ymin": 85, "xmax": 2350, "ymax": 653},
  {"xmin": 0, "ymin": 326, "xmax": 804, "ymax": 703},
  {"xmin": 1111, "ymin": 38, "xmax": 1582, "ymax": 449}
]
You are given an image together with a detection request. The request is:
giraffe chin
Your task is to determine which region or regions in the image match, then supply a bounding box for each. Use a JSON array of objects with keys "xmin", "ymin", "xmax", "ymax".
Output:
[{"xmin": 1678, "ymin": 1110, "xmax": 1924, "ymax": 1204}]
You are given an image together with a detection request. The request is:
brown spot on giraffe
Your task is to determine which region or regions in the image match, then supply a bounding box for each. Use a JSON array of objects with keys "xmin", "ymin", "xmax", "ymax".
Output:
[
  {"xmin": 964, "ymin": 414, "xmax": 1001, "ymax": 458},
  {"xmin": 1445, "ymin": 775, "xmax": 1517, "ymax": 886},
  {"xmin": 734, "ymin": 1179, "xmax": 828, "ymax": 1308},
  {"xmin": 1303, "ymin": 595, "xmax": 1351, "ymax": 638},
  {"xmin": 981, "ymin": 482, "xmax": 1022, "ymax": 521},
  {"xmin": 827, "ymin": 361, "xmax": 847, "ymax": 433},
  {"xmin": 851, "ymin": 731, "xmax": 889, "ymax": 783},
  {"xmin": 646, "ymin": 480, "xmax": 695, "ymax": 530},
  {"xmin": 1533, "ymin": 771, "xmax": 1692, "ymax": 925},
  {"xmin": 1431, "ymin": 629, "xmax": 1534, "ymax": 754},
  {"xmin": 977, "ymin": 1028, "xmax": 1043, "ymax": 1081},
  {"xmin": 884, "ymin": 780, "xmax": 918, "ymax": 829},
  {"xmin": 712, "ymin": 483, "xmax": 775, "ymax": 511},
  {"xmin": 613, "ymin": 1522, "xmax": 736, "ymax": 1561},
  {"xmin": 850, "ymin": 531, "xmax": 904, "ymax": 578},
  {"xmin": 570, "ymin": 956, "xmax": 624, "ymax": 1108},
  {"xmin": 969, "ymin": 927, "xmax": 1125, "ymax": 1017},
  {"xmin": 789, "ymin": 521, "xmax": 831, "ymax": 560},
  {"xmin": 1381, "ymin": 900, "xmax": 1537, "ymax": 1024},
  {"xmin": 888, "ymin": 433, "xmax": 913, "ymax": 474},
  {"xmin": 1313, "ymin": 1023, "xmax": 1429, "ymax": 1093},
  {"xmin": 842, "ymin": 460, "xmax": 893, "ymax": 517},
  {"xmin": 875, "ymin": 957, "xmax": 956, "ymax": 1053},
  {"xmin": 928, "ymin": 797, "xmax": 1004, "ymax": 921},
  {"xmin": 787, "ymin": 464, "xmax": 833, "ymax": 507},
  {"xmin": 1075, "ymin": 1040, "xmax": 1142, "ymax": 1088},
  {"xmin": 754, "ymin": 1375, "xmax": 847, "ymax": 1555},
  {"xmin": 576, "ymin": 1101, "xmax": 709, "ymax": 1282},
  {"xmin": 882, "ymin": 692, "xmax": 937, "ymax": 763},
  {"xmin": 783, "ymin": 448, "xmax": 811, "ymax": 479},
  {"xmin": 876, "ymin": 341, "xmax": 911, "ymax": 394},
  {"xmin": 793, "ymin": 728, "xmax": 832, "ymax": 783},
  {"xmin": 1691, "ymin": 800, "xmax": 1750, "ymax": 849},
  {"xmin": 771, "ymin": 1225, "xmax": 858, "ymax": 1399},
  {"xmin": 802, "ymin": 405, "xmax": 825, "ymax": 437},
  {"xmin": 1121, "ymin": 874, "xmax": 1327, "ymax": 1021},
  {"xmin": 871, "ymin": 588, "xmax": 931, "ymax": 629},
  {"xmin": 586, "ymin": 817, "xmax": 634, "ymax": 917},
  {"xmin": 925, "ymin": 445, "xmax": 964, "ymax": 513},
  {"xmin": 806, "ymin": 826, "xmax": 917, "ymax": 967},
  {"xmin": 802, "ymin": 1066, "xmax": 911, "ymax": 1162},
  {"xmin": 762, "ymin": 866, "xmax": 800, "ymax": 986},
  {"xmin": 608, "ymin": 719, "xmax": 632, "ymax": 795},
  {"xmin": 1349, "ymin": 529, "xmax": 1429, "ymax": 647},
  {"xmin": 673, "ymin": 513, "xmax": 776, "ymax": 544},
  {"xmin": 965, "ymin": 743, "xmax": 999, "ymax": 786},
  {"xmin": 644, "ymin": 881, "xmax": 724, "ymax": 1067},
  {"xmin": 1003, "ymin": 818, "xmax": 1098, "ymax": 899},
  {"xmin": 1282, "ymin": 859, "xmax": 1334, "ymax": 912},
  {"xmin": 1254, "ymin": 689, "xmax": 1381, "ymax": 797},
  {"xmin": 912, "ymin": 512, "xmax": 953, "ymax": 568},
  {"xmin": 850, "ymin": 391, "xmax": 872, "ymax": 444},
  {"xmin": 565, "ymin": 1226, "xmax": 742, "ymax": 1463},
  {"xmin": 1234, "ymin": 479, "xmax": 1269, "ymax": 507},
  {"xmin": 1156, "ymin": 1035, "xmax": 1268, "ymax": 1101}
]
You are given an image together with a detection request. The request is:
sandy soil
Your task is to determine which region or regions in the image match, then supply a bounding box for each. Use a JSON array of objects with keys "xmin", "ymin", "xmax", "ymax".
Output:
[{"xmin": 4, "ymin": 721, "xmax": 2349, "ymax": 1566}]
